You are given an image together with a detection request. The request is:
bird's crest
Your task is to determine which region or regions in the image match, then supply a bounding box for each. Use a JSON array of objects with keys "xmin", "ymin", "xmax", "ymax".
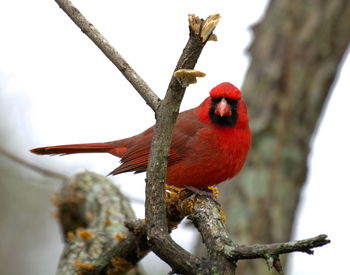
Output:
[{"xmin": 209, "ymin": 82, "xmax": 242, "ymax": 100}]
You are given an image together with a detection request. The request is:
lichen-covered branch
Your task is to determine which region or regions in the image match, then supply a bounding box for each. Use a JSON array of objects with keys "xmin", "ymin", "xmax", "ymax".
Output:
[
  {"xmin": 54, "ymin": 0, "xmax": 160, "ymax": 111},
  {"xmin": 55, "ymin": 172, "xmax": 138, "ymax": 275},
  {"xmin": 55, "ymin": 178, "xmax": 190, "ymax": 275}
]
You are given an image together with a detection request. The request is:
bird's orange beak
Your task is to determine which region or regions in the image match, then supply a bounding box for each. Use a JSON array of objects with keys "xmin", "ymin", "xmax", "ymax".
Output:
[{"xmin": 214, "ymin": 98, "xmax": 232, "ymax": 117}]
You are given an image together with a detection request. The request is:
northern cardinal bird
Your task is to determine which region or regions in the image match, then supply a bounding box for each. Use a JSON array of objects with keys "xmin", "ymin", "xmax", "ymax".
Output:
[{"xmin": 31, "ymin": 82, "xmax": 251, "ymax": 188}]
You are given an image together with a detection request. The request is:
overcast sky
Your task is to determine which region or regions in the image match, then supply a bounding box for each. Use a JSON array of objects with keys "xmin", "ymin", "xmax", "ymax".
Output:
[{"xmin": 0, "ymin": 0, "xmax": 349, "ymax": 274}]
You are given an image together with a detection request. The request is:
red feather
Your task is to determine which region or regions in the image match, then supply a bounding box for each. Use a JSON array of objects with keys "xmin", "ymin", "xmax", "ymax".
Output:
[{"xmin": 31, "ymin": 82, "xmax": 251, "ymax": 188}]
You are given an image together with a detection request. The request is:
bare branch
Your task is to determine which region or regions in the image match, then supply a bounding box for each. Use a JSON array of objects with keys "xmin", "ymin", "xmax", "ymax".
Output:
[
  {"xmin": 54, "ymin": 0, "xmax": 160, "ymax": 111},
  {"xmin": 0, "ymin": 147, "xmax": 67, "ymax": 180},
  {"xmin": 189, "ymin": 194, "xmax": 237, "ymax": 274},
  {"xmin": 145, "ymin": 14, "xmax": 220, "ymax": 275},
  {"xmin": 229, "ymin": 234, "xmax": 330, "ymax": 261},
  {"xmin": 189, "ymin": 195, "xmax": 329, "ymax": 274}
]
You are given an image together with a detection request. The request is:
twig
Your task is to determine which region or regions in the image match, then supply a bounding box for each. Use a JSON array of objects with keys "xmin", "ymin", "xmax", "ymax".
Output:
[
  {"xmin": 54, "ymin": 0, "xmax": 160, "ymax": 111},
  {"xmin": 228, "ymin": 234, "xmax": 330, "ymax": 259},
  {"xmin": 0, "ymin": 147, "xmax": 67, "ymax": 180}
]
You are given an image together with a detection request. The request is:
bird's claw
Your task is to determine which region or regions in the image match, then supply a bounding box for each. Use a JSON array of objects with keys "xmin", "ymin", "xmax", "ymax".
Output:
[{"xmin": 183, "ymin": 185, "xmax": 221, "ymax": 205}]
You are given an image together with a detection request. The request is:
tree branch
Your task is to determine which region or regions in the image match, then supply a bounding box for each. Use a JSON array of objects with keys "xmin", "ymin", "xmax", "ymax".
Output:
[
  {"xmin": 55, "ymin": 172, "xmax": 140, "ymax": 275},
  {"xmin": 0, "ymin": 147, "xmax": 67, "ymax": 180},
  {"xmin": 228, "ymin": 234, "xmax": 330, "ymax": 259},
  {"xmin": 53, "ymin": 171, "xmax": 330, "ymax": 275},
  {"xmin": 189, "ymin": 194, "xmax": 237, "ymax": 274},
  {"xmin": 145, "ymin": 14, "xmax": 220, "ymax": 275},
  {"xmin": 54, "ymin": 0, "xmax": 160, "ymax": 111},
  {"xmin": 189, "ymin": 195, "xmax": 330, "ymax": 274},
  {"xmin": 57, "ymin": 179, "xmax": 328, "ymax": 275},
  {"xmin": 54, "ymin": 176, "xmax": 190, "ymax": 274}
]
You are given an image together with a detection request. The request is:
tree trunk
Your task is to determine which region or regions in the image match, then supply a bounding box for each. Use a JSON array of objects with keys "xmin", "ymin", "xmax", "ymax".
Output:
[{"xmin": 204, "ymin": 0, "xmax": 350, "ymax": 274}]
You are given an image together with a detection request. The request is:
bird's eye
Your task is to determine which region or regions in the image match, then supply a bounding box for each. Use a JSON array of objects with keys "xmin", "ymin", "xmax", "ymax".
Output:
[
  {"xmin": 225, "ymin": 98, "xmax": 235, "ymax": 105},
  {"xmin": 211, "ymin": 97, "xmax": 238, "ymax": 105},
  {"xmin": 211, "ymin": 97, "xmax": 223, "ymax": 103}
]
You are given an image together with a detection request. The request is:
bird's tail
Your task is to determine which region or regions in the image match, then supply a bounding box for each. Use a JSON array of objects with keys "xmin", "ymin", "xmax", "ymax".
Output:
[{"xmin": 30, "ymin": 142, "xmax": 121, "ymax": 156}]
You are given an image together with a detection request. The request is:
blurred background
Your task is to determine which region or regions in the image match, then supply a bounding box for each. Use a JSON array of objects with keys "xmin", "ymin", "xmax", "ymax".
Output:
[{"xmin": 0, "ymin": 0, "xmax": 349, "ymax": 274}]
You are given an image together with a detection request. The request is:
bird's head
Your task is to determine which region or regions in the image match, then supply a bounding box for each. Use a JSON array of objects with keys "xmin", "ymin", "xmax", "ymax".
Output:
[{"xmin": 204, "ymin": 82, "xmax": 248, "ymax": 128}]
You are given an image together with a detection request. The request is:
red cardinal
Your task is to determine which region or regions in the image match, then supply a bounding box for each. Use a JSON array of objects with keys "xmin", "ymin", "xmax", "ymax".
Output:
[{"xmin": 31, "ymin": 82, "xmax": 251, "ymax": 188}]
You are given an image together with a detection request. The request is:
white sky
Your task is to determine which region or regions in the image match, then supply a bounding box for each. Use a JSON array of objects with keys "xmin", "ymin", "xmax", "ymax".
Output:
[{"xmin": 0, "ymin": 0, "xmax": 349, "ymax": 274}]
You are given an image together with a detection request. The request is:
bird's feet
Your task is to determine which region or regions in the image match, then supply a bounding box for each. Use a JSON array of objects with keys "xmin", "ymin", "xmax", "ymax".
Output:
[{"xmin": 183, "ymin": 185, "xmax": 220, "ymax": 205}]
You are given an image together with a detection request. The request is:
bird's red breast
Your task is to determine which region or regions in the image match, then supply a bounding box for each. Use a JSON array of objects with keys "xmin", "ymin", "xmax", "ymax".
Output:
[{"xmin": 31, "ymin": 82, "xmax": 251, "ymax": 188}]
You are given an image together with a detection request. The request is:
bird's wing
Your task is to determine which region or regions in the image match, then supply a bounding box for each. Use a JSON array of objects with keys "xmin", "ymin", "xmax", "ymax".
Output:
[
  {"xmin": 109, "ymin": 132, "xmax": 182, "ymax": 175},
  {"xmin": 109, "ymin": 108, "xmax": 205, "ymax": 175}
]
